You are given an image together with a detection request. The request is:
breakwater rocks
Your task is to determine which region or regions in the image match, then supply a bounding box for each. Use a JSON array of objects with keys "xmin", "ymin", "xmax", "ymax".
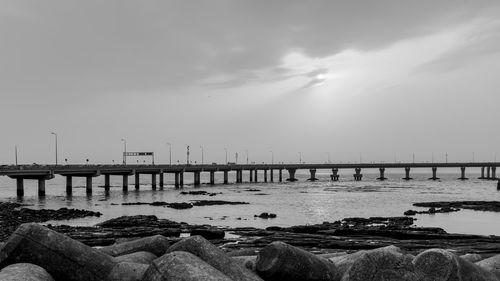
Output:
[
  {"xmin": 3, "ymin": 224, "xmax": 500, "ymax": 281},
  {"xmin": 0, "ymin": 202, "xmax": 102, "ymax": 241}
]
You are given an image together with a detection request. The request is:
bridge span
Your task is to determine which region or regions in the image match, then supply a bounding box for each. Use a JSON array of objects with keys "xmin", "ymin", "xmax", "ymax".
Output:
[{"xmin": 0, "ymin": 162, "xmax": 498, "ymax": 197}]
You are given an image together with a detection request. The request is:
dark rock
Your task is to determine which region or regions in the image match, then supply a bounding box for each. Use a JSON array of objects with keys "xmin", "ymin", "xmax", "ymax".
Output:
[
  {"xmin": 192, "ymin": 200, "xmax": 249, "ymax": 206},
  {"xmin": 413, "ymin": 201, "xmax": 500, "ymax": 212},
  {"xmin": 190, "ymin": 228, "xmax": 225, "ymax": 240},
  {"xmin": 166, "ymin": 202, "xmax": 193, "ymax": 209},
  {"xmin": 254, "ymin": 213, "xmax": 277, "ymax": 219}
]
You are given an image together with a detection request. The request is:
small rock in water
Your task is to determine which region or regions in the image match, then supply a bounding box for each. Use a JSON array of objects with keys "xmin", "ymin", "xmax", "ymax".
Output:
[{"xmin": 255, "ymin": 212, "xmax": 277, "ymax": 219}]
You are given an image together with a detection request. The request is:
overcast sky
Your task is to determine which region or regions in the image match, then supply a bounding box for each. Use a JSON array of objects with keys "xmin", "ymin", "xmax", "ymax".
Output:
[{"xmin": 1, "ymin": 1, "xmax": 499, "ymax": 165}]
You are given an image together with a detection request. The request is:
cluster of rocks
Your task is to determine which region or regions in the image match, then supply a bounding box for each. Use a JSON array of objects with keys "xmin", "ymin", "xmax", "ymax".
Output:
[
  {"xmin": 413, "ymin": 201, "xmax": 500, "ymax": 212},
  {"xmin": 0, "ymin": 202, "xmax": 101, "ymax": 241},
  {"xmin": 404, "ymin": 207, "xmax": 460, "ymax": 216},
  {"xmin": 122, "ymin": 200, "xmax": 249, "ymax": 209},
  {"xmin": 3, "ymin": 223, "xmax": 500, "ymax": 281}
]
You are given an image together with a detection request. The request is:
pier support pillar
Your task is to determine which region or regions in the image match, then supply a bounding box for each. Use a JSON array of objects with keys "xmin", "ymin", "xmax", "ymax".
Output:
[
  {"xmin": 194, "ymin": 172, "xmax": 201, "ymax": 186},
  {"xmin": 210, "ymin": 171, "xmax": 215, "ymax": 185},
  {"xmin": 279, "ymin": 169, "xmax": 283, "ymax": 182},
  {"xmin": 236, "ymin": 170, "xmax": 242, "ymax": 183},
  {"xmin": 249, "ymin": 170, "xmax": 253, "ymax": 182},
  {"xmin": 159, "ymin": 173, "xmax": 164, "ymax": 188},
  {"xmin": 224, "ymin": 171, "xmax": 229, "ymax": 184},
  {"xmin": 429, "ymin": 167, "xmax": 439, "ymax": 180},
  {"xmin": 353, "ymin": 168, "xmax": 362, "ymax": 181},
  {"xmin": 175, "ymin": 172, "xmax": 180, "ymax": 188},
  {"xmin": 135, "ymin": 173, "xmax": 140, "ymax": 189},
  {"xmin": 377, "ymin": 168, "xmax": 387, "ymax": 180},
  {"xmin": 403, "ymin": 167, "xmax": 412, "ymax": 180},
  {"xmin": 104, "ymin": 174, "xmax": 110, "ymax": 190},
  {"xmin": 151, "ymin": 174, "xmax": 157, "ymax": 190},
  {"xmin": 66, "ymin": 176, "xmax": 72, "ymax": 194},
  {"xmin": 264, "ymin": 170, "xmax": 268, "ymax": 183},
  {"xmin": 480, "ymin": 167, "xmax": 485, "ymax": 179},
  {"xmin": 459, "ymin": 167, "xmax": 468, "ymax": 180},
  {"xmin": 498, "ymin": 180, "xmax": 500, "ymax": 191},
  {"xmin": 86, "ymin": 176, "xmax": 92, "ymax": 194},
  {"xmin": 493, "ymin": 167, "xmax": 497, "ymax": 180},
  {"xmin": 38, "ymin": 179, "xmax": 45, "ymax": 197},
  {"xmin": 308, "ymin": 169, "xmax": 318, "ymax": 181},
  {"xmin": 16, "ymin": 178, "xmax": 24, "ymax": 197},
  {"xmin": 254, "ymin": 170, "xmax": 258, "ymax": 182},
  {"xmin": 270, "ymin": 169, "xmax": 274, "ymax": 182},
  {"xmin": 179, "ymin": 172, "xmax": 184, "ymax": 187},
  {"xmin": 331, "ymin": 168, "xmax": 339, "ymax": 181},
  {"xmin": 123, "ymin": 175, "xmax": 128, "ymax": 191},
  {"xmin": 286, "ymin": 169, "xmax": 297, "ymax": 182},
  {"xmin": 487, "ymin": 167, "xmax": 491, "ymax": 179}
]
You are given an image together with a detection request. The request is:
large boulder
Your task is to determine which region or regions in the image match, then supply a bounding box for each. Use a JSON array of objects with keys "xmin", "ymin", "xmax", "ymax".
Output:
[
  {"xmin": 167, "ymin": 235, "xmax": 263, "ymax": 281},
  {"xmin": 99, "ymin": 235, "xmax": 170, "ymax": 257},
  {"xmin": 142, "ymin": 251, "xmax": 233, "ymax": 281},
  {"xmin": 115, "ymin": 251, "xmax": 157, "ymax": 264},
  {"xmin": 256, "ymin": 241, "xmax": 339, "ymax": 281}
]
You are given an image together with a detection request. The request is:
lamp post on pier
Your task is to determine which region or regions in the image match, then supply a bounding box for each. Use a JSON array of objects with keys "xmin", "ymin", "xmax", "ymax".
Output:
[
  {"xmin": 121, "ymin": 138, "xmax": 127, "ymax": 164},
  {"xmin": 50, "ymin": 132, "xmax": 58, "ymax": 166},
  {"xmin": 200, "ymin": 145, "xmax": 204, "ymax": 165},
  {"xmin": 224, "ymin": 148, "xmax": 228, "ymax": 164},
  {"xmin": 167, "ymin": 142, "xmax": 172, "ymax": 165}
]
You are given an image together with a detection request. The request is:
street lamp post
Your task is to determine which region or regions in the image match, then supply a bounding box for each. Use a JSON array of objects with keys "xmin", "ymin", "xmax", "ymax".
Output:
[
  {"xmin": 299, "ymin": 152, "xmax": 302, "ymax": 164},
  {"xmin": 186, "ymin": 145, "xmax": 190, "ymax": 164},
  {"xmin": 50, "ymin": 132, "xmax": 58, "ymax": 166},
  {"xmin": 246, "ymin": 149, "xmax": 249, "ymax": 164},
  {"xmin": 121, "ymin": 138, "xmax": 127, "ymax": 164},
  {"xmin": 270, "ymin": 150, "xmax": 274, "ymax": 164},
  {"xmin": 200, "ymin": 146, "xmax": 204, "ymax": 165},
  {"xmin": 167, "ymin": 142, "xmax": 172, "ymax": 165},
  {"xmin": 14, "ymin": 145, "xmax": 18, "ymax": 166},
  {"xmin": 224, "ymin": 148, "xmax": 228, "ymax": 164}
]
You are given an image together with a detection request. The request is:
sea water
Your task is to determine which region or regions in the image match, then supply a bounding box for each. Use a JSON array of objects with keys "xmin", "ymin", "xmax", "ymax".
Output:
[{"xmin": 0, "ymin": 167, "xmax": 499, "ymax": 235}]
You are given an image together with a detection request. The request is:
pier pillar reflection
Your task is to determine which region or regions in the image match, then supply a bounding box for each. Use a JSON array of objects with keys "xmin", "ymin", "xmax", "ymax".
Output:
[
  {"xmin": 353, "ymin": 168, "xmax": 362, "ymax": 181},
  {"xmin": 331, "ymin": 168, "xmax": 339, "ymax": 181},
  {"xmin": 403, "ymin": 167, "xmax": 412, "ymax": 180},
  {"xmin": 16, "ymin": 178, "xmax": 24, "ymax": 197},
  {"xmin": 210, "ymin": 171, "xmax": 215, "ymax": 185},
  {"xmin": 159, "ymin": 173, "xmax": 164, "ymax": 188},
  {"xmin": 308, "ymin": 169, "xmax": 318, "ymax": 181},
  {"xmin": 135, "ymin": 173, "xmax": 140, "ymax": 189},
  {"xmin": 66, "ymin": 176, "xmax": 72, "ymax": 194},
  {"xmin": 151, "ymin": 174, "xmax": 157, "ymax": 190},
  {"xmin": 38, "ymin": 179, "xmax": 45, "ymax": 197},
  {"xmin": 104, "ymin": 174, "xmax": 110, "ymax": 190},
  {"xmin": 194, "ymin": 172, "xmax": 201, "ymax": 186},
  {"xmin": 377, "ymin": 168, "xmax": 387, "ymax": 181},
  {"xmin": 86, "ymin": 176, "xmax": 92, "ymax": 194},
  {"xmin": 123, "ymin": 175, "xmax": 128, "ymax": 191},
  {"xmin": 429, "ymin": 167, "xmax": 439, "ymax": 180},
  {"xmin": 286, "ymin": 169, "xmax": 297, "ymax": 182},
  {"xmin": 459, "ymin": 167, "xmax": 468, "ymax": 180}
]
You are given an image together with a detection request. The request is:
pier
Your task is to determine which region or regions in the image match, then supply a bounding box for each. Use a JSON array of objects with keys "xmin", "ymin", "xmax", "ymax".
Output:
[{"xmin": 0, "ymin": 162, "xmax": 498, "ymax": 197}]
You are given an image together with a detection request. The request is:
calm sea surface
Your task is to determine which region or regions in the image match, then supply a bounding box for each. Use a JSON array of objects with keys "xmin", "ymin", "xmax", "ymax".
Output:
[{"xmin": 1, "ymin": 168, "xmax": 499, "ymax": 235}]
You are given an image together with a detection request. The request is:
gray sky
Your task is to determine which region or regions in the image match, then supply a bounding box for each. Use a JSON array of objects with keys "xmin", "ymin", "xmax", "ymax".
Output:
[{"xmin": 1, "ymin": 0, "xmax": 500, "ymax": 165}]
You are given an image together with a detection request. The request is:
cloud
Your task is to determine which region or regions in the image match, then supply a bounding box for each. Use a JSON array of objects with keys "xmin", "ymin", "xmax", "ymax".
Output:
[{"xmin": 1, "ymin": 0, "xmax": 499, "ymax": 100}]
